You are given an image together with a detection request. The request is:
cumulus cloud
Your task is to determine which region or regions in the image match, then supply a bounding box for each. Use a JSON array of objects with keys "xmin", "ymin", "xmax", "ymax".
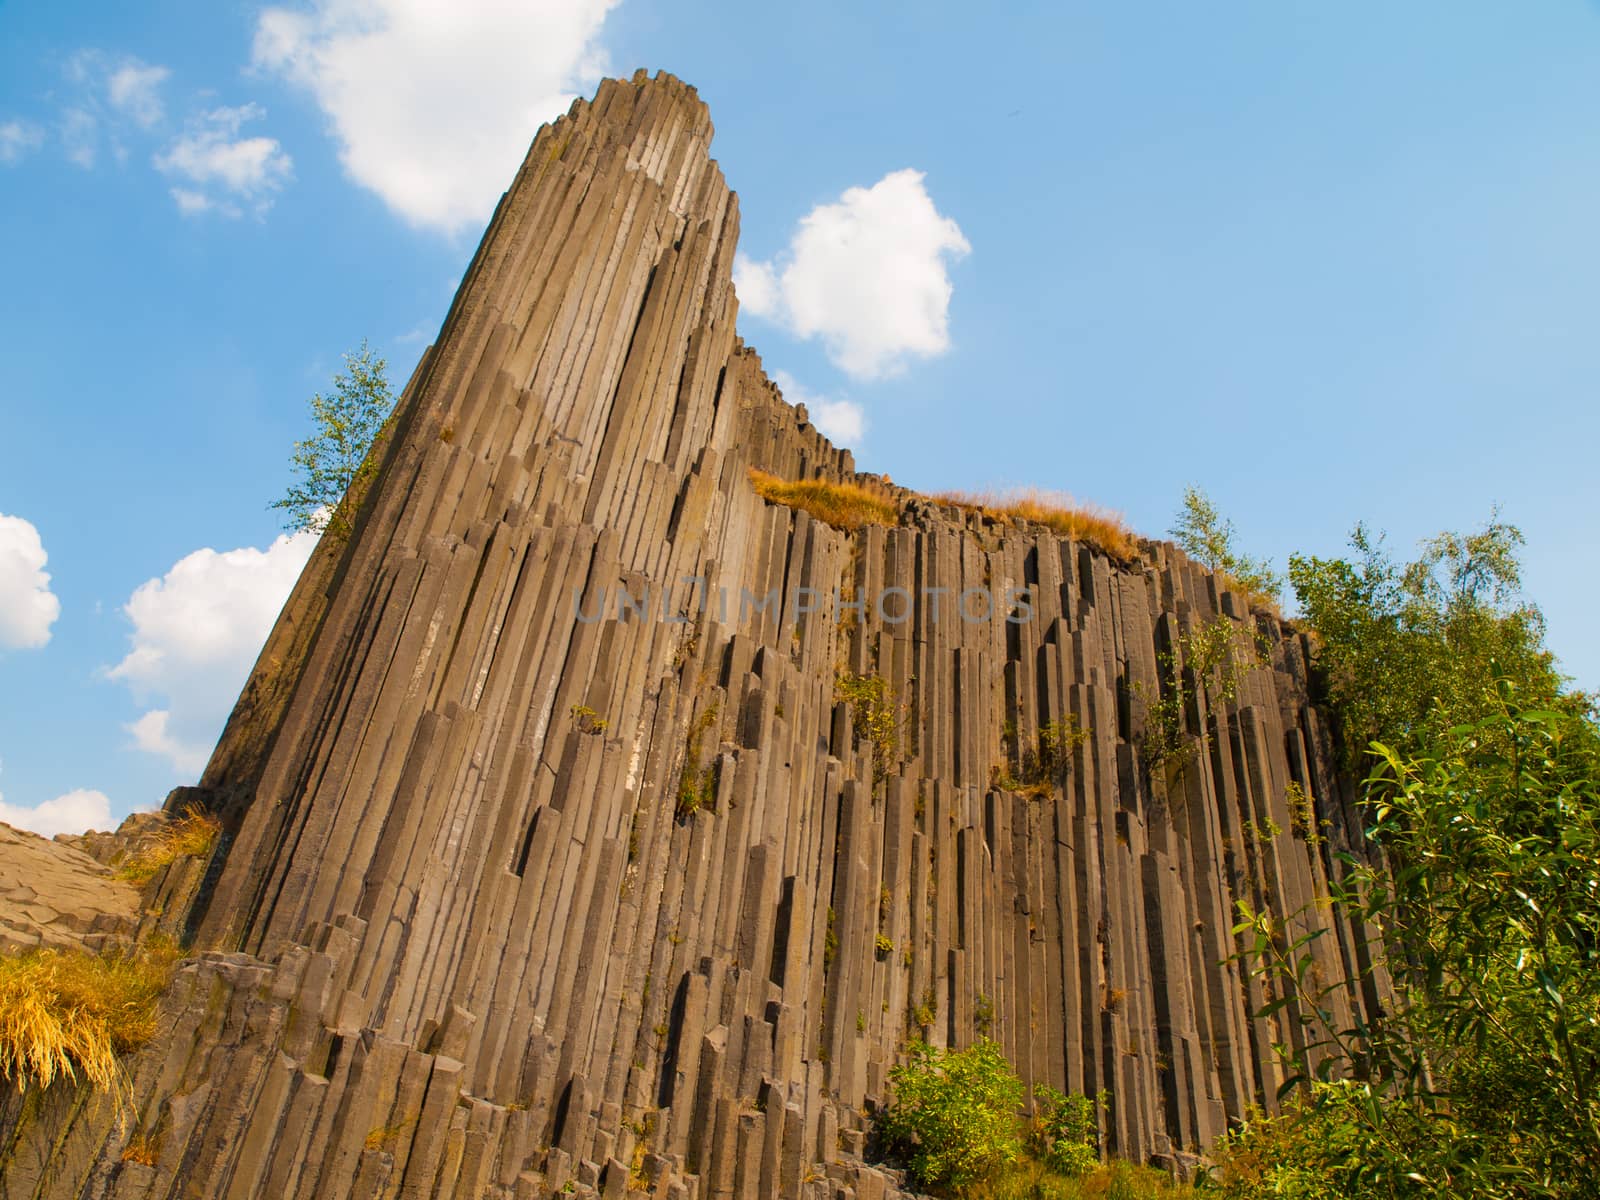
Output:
[
  {"xmin": 127, "ymin": 711, "xmax": 207, "ymax": 776},
  {"xmin": 170, "ymin": 187, "xmax": 213, "ymax": 215},
  {"xmin": 61, "ymin": 107, "xmax": 98, "ymax": 168},
  {"xmin": 107, "ymin": 60, "xmax": 171, "ymax": 128},
  {"xmin": 55, "ymin": 52, "xmax": 174, "ymax": 168},
  {"xmin": 772, "ymin": 369, "xmax": 865, "ymax": 447},
  {"xmin": 154, "ymin": 103, "xmax": 293, "ymax": 217},
  {"xmin": 0, "ymin": 514, "xmax": 61, "ymax": 650},
  {"xmin": 0, "ymin": 788, "xmax": 113, "ymax": 838},
  {"xmin": 253, "ymin": 0, "xmax": 619, "ymax": 234},
  {"xmin": 734, "ymin": 169, "xmax": 970, "ymax": 379},
  {"xmin": 109, "ymin": 530, "xmax": 316, "ymax": 774},
  {"xmin": 0, "ymin": 120, "xmax": 43, "ymax": 165}
]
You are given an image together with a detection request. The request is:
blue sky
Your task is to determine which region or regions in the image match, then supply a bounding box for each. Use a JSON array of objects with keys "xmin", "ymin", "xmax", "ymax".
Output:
[{"xmin": 2, "ymin": 1, "xmax": 1597, "ymax": 833}]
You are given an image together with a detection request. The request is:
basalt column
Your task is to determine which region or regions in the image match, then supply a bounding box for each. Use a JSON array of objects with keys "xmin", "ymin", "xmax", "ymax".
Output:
[{"xmin": 0, "ymin": 70, "xmax": 1383, "ymax": 1200}]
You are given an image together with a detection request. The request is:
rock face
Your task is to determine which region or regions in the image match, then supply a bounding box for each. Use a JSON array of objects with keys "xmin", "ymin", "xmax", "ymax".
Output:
[
  {"xmin": 0, "ymin": 824, "xmax": 139, "ymax": 954},
  {"xmin": 0, "ymin": 71, "xmax": 1383, "ymax": 1199}
]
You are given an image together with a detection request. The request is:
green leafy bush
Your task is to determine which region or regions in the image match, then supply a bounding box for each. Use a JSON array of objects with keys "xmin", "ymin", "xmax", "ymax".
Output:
[
  {"xmin": 880, "ymin": 1038, "xmax": 1025, "ymax": 1192},
  {"xmin": 1222, "ymin": 691, "xmax": 1600, "ymax": 1198},
  {"xmin": 1027, "ymin": 1085, "xmax": 1103, "ymax": 1179},
  {"xmin": 1288, "ymin": 517, "xmax": 1573, "ymax": 764}
]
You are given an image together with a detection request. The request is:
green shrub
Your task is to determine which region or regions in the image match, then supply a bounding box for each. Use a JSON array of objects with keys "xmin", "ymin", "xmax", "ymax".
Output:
[
  {"xmin": 1224, "ymin": 691, "xmax": 1600, "ymax": 1197},
  {"xmin": 1027, "ymin": 1085, "xmax": 1103, "ymax": 1180},
  {"xmin": 1288, "ymin": 517, "xmax": 1573, "ymax": 764},
  {"xmin": 1136, "ymin": 614, "xmax": 1264, "ymax": 773},
  {"xmin": 995, "ymin": 715, "xmax": 1091, "ymax": 798},
  {"xmin": 880, "ymin": 1038, "xmax": 1025, "ymax": 1193}
]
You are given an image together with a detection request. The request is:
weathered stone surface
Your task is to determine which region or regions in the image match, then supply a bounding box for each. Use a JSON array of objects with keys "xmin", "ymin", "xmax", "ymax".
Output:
[
  {"xmin": 0, "ymin": 822, "xmax": 138, "ymax": 952},
  {"xmin": 0, "ymin": 69, "xmax": 1382, "ymax": 1199}
]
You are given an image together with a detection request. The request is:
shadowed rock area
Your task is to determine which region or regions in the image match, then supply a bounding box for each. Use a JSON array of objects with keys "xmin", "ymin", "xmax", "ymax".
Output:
[{"xmin": 0, "ymin": 70, "xmax": 1385, "ymax": 1199}]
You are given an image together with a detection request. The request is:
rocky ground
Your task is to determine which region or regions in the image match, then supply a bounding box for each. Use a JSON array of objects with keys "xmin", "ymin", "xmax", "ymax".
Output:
[{"xmin": 0, "ymin": 820, "xmax": 143, "ymax": 954}]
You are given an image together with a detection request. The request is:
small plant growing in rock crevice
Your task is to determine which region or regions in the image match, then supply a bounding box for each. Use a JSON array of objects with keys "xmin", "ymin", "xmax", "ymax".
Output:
[
  {"xmin": 570, "ymin": 704, "xmax": 608, "ymax": 735},
  {"xmin": 835, "ymin": 671, "xmax": 901, "ymax": 784},
  {"xmin": 1284, "ymin": 780, "xmax": 1324, "ymax": 850},
  {"xmin": 993, "ymin": 714, "xmax": 1090, "ymax": 798},
  {"xmin": 121, "ymin": 1129, "xmax": 161, "ymax": 1165},
  {"xmin": 974, "ymin": 991, "xmax": 995, "ymax": 1035},
  {"xmin": 1135, "ymin": 614, "xmax": 1266, "ymax": 775},
  {"xmin": 674, "ymin": 703, "xmax": 720, "ymax": 819}
]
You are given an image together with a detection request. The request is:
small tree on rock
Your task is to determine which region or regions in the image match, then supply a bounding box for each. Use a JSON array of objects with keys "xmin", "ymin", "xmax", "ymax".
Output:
[
  {"xmin": 272, "ymin": 340, "xmax": 394, "ymax": 538},
  {"xmin": 1170, "ymin": 484, "xmax": 1282, "ymax": 602}
]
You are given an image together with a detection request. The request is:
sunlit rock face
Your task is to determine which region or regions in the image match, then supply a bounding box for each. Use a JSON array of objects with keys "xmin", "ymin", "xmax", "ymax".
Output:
[{"xmin": 0, "ymin": 70, "xmax": 1382, "ymax": 1200}]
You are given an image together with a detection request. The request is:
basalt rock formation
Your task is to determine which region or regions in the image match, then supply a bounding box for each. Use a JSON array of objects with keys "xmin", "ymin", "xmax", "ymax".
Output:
[{"xmin": 0, "ymin": 71, "xmax": 1384, "ymax": 1199}]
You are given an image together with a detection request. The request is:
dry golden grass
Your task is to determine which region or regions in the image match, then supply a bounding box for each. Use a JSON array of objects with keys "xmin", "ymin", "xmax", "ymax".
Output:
[
  {"xmin": 936, "ymin": 489, "xmax": 1139, "ymax": 562},
  {"xmin": 1217, "ymin": 571, "xmax": 1285, "ymax": 620},
  {"xmin": 116, "ymin": 804, "xmax": 221, "ymax": 885},
  {"xmin": 746, "ymin": 471, "xmax": 1143, "ymax": 563},
  {"xmin": 748, "ymin": 469, "xmax": 899, "ymax": 532},
  {"xmin": 121, "ymin": 1130, "xmax": 160, "ymax": 1165},
  {"xmin": 0, "ymin": 937, "xmax": 179, "ymax": 1099},
  {"xmin": 364, "ymin": 1115, "xmax": 416, "ymax": 1152}
]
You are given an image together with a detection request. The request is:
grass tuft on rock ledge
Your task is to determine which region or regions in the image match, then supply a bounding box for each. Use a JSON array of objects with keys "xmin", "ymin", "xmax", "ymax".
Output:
[
  {"xmin": 937, "ymin": 489, "xmax": 1139, "ymax": 562},
  {"xmin": 748, "ymin": 469, "xmax": 899, "ymax": 532},
  {"xmin": 115, "ymin": 804, "xmax": 221, "ymax": 885},
  {"xmin": 0, "ymin": 937, "xmax": 180, "ymax": 1099}
]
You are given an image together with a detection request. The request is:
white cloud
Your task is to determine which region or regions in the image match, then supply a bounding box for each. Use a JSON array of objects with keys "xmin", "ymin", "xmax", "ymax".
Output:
[
  {"xmin": 0, "ymin": 788, "xmax": 114, "ymax": 838},
  {"xmin": 171, "ymin": 187, "xmax": 212, "ymax": 215},
  {"xmin": 772, "ymin": 369, "xmax": 865, "ymax": 446},
  {"xmin": 107, "ymin": 60, "xmax": 171, "ymax": 128},
  {"xmin": 734, "ymin": 169, "xmax": 970, "ymax": 379},
  {"xmin": 54, "ymin": 52, "xmax": 174, "ymax": 168},
  {"xmin": 109, "ymin": 530, "xmax": 316, "ymax": 774},
  {"xmin": 154, "ymin": 103, "xmax": 293, "ymax": 217},
  {"xmin": 61, "ymin": 107, "xmax": 98, "ymax": 168},
  {"xmin": 253, "ymin": 0, "xmax": 619, "ymax": 234},
  {"xmin": 734, "ymin": 257, "xmax": 778, "ymax": 314},
  {"xmin": 0, "ymin": 515, "xmax": 61, "ymax": 650},
  {"xmin": 127, "ymin": 711, "xmax": 207, "ymax": 776},
  {"xmin": 0, "ymin": 120, "xmax": 43, "ymax": 165}
]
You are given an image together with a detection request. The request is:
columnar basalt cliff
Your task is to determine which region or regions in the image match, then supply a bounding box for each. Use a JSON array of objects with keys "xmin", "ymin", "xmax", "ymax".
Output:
[{"xmin": 1, "ymin": 71, "xmax": 1384, "ymax": 1200}]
